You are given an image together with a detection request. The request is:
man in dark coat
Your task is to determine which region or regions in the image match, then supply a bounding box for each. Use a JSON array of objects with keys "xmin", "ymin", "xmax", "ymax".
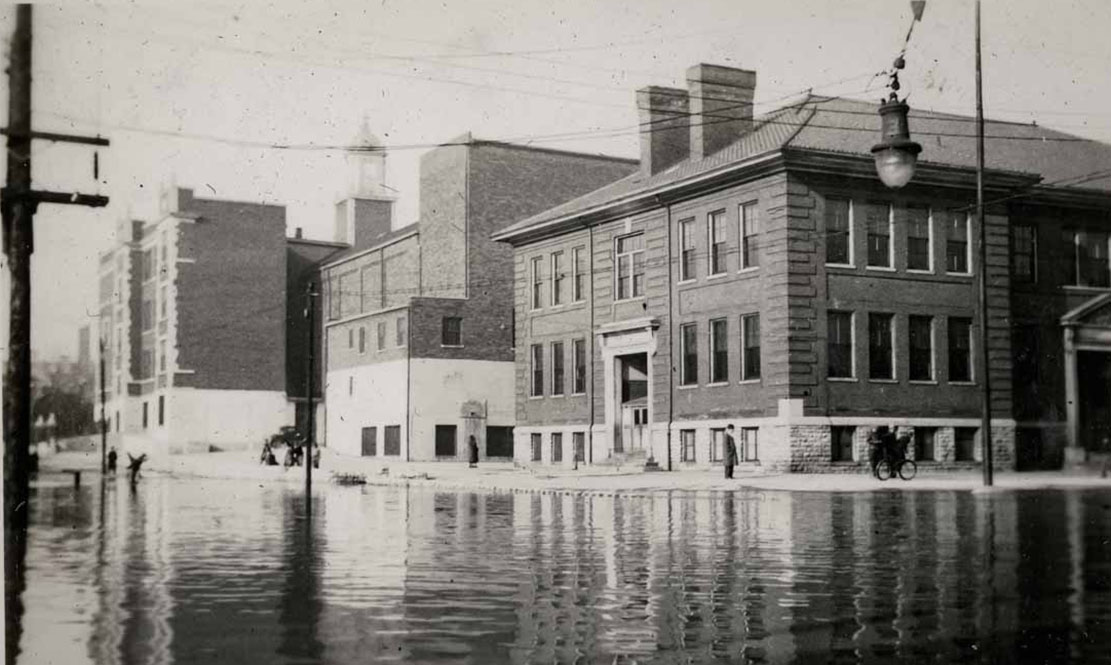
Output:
[
  {"xmin": 107, "ymin": 447, "xmax": 118, "ymax": 473},
  {"xmin": 468, "ymin": 435, "xmax": 479, "ymax": 468},
  {"xmin": 724, "ymin": 424, "xmax": 738, "ymax": 479}
]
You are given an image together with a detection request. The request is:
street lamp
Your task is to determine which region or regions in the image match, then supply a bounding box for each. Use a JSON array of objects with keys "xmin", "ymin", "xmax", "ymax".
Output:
[{"xmin": 871, "ymin": 58, "xmax": 922, "ymax": 189}]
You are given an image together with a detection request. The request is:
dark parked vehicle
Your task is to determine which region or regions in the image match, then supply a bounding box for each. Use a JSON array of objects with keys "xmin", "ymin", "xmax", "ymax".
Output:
[{"xmin": 268, "ymin": 426, "xmax": 305, "ymax": 448}]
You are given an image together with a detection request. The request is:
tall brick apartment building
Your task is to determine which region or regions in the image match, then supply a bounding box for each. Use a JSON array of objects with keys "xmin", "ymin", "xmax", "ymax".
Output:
[
  {"xmin": 493, "ymin": 63, "xmax": 1111, "ymax": 473},
  {"xmin": 322, "ymin": 135, "xmax": 635, "ymax": 461},
  {"xmin": 97, "ymin": 188, "xmax": 344, "ymax": 457}
]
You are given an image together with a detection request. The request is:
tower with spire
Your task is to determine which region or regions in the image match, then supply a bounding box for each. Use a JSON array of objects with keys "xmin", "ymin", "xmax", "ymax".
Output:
[{"xmin": 335, "ymin": 117, "xmax": 395, "ymax": 249}]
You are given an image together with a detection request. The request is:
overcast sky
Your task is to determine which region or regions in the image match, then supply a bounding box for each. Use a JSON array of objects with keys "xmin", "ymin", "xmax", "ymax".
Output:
[{"xmin": 2, "ymin": 0, "xmax": 1110, "ymax": 360}]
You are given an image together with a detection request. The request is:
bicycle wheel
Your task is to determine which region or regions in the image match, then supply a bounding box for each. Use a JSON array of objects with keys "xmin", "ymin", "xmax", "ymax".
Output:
[
  {"xmin": 875, "ymin": 459, "xmax": 893, "ymax": 481},
  {"xmin": 898, "ymin": 460, "xmax": 917, "ymax": 481}
]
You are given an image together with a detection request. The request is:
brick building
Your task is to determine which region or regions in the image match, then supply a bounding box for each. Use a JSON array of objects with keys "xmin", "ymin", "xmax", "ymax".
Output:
[
  {"xmin": 493, "ymin": 63, "xmax": 1111, "ymax": 473},
  {"xmin": 322, "ymin": 135, "xmax": 636, "ymax": 461},
  {"xmin": 97, "ymin": 188, "xmax": 343, "ymax": 457}
]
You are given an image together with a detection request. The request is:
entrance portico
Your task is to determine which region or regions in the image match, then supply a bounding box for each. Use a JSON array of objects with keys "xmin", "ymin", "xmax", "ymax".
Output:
[
  {"xmin": 596, "ymin": 318, "xmax": 659, "ymax": 464},
  {"xmin": 1061, "ymin": 293, "xmax": 1111, "ymax": 464}
]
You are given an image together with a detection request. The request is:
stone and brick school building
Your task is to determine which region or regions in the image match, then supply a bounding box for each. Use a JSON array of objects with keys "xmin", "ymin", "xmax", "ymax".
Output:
[
  {"xmin": 493, "ymin": 63, "xmax": 1111, "ymax": 473},
  {"xmin": 320, "ymin": 135, "xmax": 636, "ymax": 462},
  {"xmin": 97, "ymin": 187, "xmax": 343, "ymax": 458}
]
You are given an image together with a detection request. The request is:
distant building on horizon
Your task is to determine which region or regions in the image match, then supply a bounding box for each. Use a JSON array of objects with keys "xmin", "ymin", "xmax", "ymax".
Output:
[{"xmin": 321, "ymin": 134, "xmax": 637, "ymax": 462}]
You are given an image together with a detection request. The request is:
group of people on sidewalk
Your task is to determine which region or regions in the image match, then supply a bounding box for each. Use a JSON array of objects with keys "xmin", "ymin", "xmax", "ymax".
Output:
[
  {"xmin": 717, "ymin": 424, "xmax": 911, "ymax": 479},
  {"xmin": 259, "ymin": 441, "xmax": 320, "ymax": 469}
]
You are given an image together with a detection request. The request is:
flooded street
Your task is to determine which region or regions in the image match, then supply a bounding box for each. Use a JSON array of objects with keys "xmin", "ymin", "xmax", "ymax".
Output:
[{"xmin": 17, "ymin": 476, "xmax": 1111, "ymax": 664}]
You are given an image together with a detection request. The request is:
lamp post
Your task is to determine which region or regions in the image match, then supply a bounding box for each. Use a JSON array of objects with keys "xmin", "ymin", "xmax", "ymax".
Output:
[{"xmin": 872, "ymin": 1, "xmax": 992, "ymax": 486}]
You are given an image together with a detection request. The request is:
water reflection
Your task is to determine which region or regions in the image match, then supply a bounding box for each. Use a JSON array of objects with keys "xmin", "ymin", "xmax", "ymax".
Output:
[{"xmin": 18, "ymin": 478, "xmax": 1111, "ymax": 664}]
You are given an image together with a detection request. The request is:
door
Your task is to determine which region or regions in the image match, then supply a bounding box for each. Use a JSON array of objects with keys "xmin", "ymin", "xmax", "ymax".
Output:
[
  {"xmin": 361, "ymin": 426, "xmax": 377, "ymax": 456},
  {"xmin": 435, "ymin": 425, "xmax": 458, "ymax": 458}
]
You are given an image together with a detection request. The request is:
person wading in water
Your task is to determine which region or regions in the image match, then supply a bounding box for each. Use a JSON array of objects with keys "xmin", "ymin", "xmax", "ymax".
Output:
[{"xmin": 724, "ymin": 425, "xmax": 738, "ymax": 479}]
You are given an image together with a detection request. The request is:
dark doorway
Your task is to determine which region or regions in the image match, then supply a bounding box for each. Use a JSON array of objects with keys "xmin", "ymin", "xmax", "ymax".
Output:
[
  {"xmin": 435, "ymin": 425, "xmax": 458, "ymax": 457},
  {"xmin": 1078, "ymin": 351, "xmax": 1111, "ymax": 453},
  {"xmin": 361, "ymin": 427, "xmax": 377, "ymax": 456},
  {"xmin": 486, "ymin": 426, "xmax": 514, "ymax": 458},
  {"xmin": 615, "ymin": 352, "xmax": 648, "ymax": 453}
]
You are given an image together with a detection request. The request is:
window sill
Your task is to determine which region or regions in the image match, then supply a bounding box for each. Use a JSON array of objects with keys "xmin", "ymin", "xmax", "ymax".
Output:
[
  {"xmin": 908, "ymin": 379, "xmax": 938, "ymax": 385},
  {"xmin": 737, "ymin": 266, "xmax": 760, "ymax": 274},
  {"xmin": 827, "ymin": 376, "xmax": 857, "ymax": 383},
  {"xmin": 441, "ymin": 344, "xmax": 464, "ymax": 349},
  {"xmin": 549, "ymin": 394, "xmax": 565, "ymax": 399},
  {"xmin": 614, "ymin": 296, "xmax": 647, "ymax": 304},
  {"xmin": 950, "ymin": 381, "xmax": 977, "ymax": 386},
  {"xmin": 865, "ymin": 265, "xmax": 896, "ymax": 272},
  {"xmin": 868, "ymin": 378, "xmax": 898, "ymax": 384},
  {"xmin": 528, "ymin": 395, "xmax": 544, "ymax": 401},
  {"xmin": 677, "ymin": 384, "xmax": 699, "ymax": 390},
  {"xmin": 906, "ymin": 268, "xmax": 934, "ymax": 275},
  {"xmin": 705, "ymin": 273, "xmax": 729, "ymax": 281},
  {"xmin": 738, "ymin": 378, "xmax": 761, "ymax": 385},
  {"xmin": 677, "ymin": 278, "xmax": 697, "ymax": 285},
  {"xmin": 946, "ymin": 272, "xmax": 973, "ymax": 278},
  {"xmin": 1063, "ymin": 285, "xmax": 1111, "ymax": 292},
  {"xmin": 706, "ymin": 381, "xmax": 730, "ymax": 388},
  {"xmin": 570, "ymin": 391, "xmax": 587, "ymax": 397},
  {"xmin": 826, "ymin": 263, "xmax": 855, "ymax": 270}
]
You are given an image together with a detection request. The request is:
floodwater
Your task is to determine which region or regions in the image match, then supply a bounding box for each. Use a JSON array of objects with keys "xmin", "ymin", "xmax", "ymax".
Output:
[{"xmin": 15, "ymin": 475, "xmax": 1111, "ymax": 664}]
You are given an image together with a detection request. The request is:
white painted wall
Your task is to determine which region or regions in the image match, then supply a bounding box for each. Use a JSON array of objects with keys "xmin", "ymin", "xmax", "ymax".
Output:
[
  {"xmin": 165, "ymin": 388, "xmax": 293, "ymax": 454},
  {"xmin": 409, "ymin": 358, "xmax": 515, "ymax": 461},
  {"xmin": 325, "ymin": 359, "xmax": 410, "ymax": 458}
]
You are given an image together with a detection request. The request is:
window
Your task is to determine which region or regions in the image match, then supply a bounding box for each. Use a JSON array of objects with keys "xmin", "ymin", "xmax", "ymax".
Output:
[
  {"xmin": 710, "ymin": 428, "xmax": 724, "ymax": 462},
  {"xmin": 615, "ymin": 233, "xmax": 645, "ymax": 300},
  {"xmin": 384, "ymin": 425, "xmax": 401, "ymax": 456},
  {"xmin": 868, "ymin": 313, "xmax": 894, "ymax": 380},
  {"xmin": 328, "ymin": 278, "xmax": 340, "ymax": 320},
  {"xmin": 572, "ymin": 246, "xmax": 586, "ymax": 302},
  {"xmin": 1011, "ymin": 223, "xmax": 1036, "ymax": 283},
  {"xmin": 141, "ymin": 299, "xmax": 154, "ymax": 331},
  {"xmin": 531, "ymin": 433, "xmax": 542, "ymax": 462},
  {"xmin": 954, "ymin": 427, "xmax": 977, "ymax": 461},
  {"xmin": 946, "ymin": 212, "xmax": 970, "ymax": 273},
  {"xmin": 396, "ymin": 316, "xmax": 407, "ymax": 346},
  {"xmin": 348, "ymin": 328, "xmax": 354, "ymax": 349},
  {"xmin": 831, "ymin": 426, "xmax": 855, "ymax": 462},
  {"xmin": 531, "ymin": 256, "xmax": 544, "ymax": 309},
  {"xmin": 680, "ymin": 430, "xmax": 696, "ymax": 462},
  {"xmin": 158, "ymin": 395, "xmax": 165, "ymax": 427},
  {"xmin": 361, "ymin": 427, "xmax": 377, "ymax": 456},
  {"xmin": 141, "ymin": 350, "xmax": 153, "ymax": 379},
  {"xmin": 708, "ymin": 210, "xmax": 727, "ymax": 275},
  {"xmin": 486, "ymin": 426, "xmax": 514, "ymax": 458},
  {"xmin": 908, "ymin": 315, "xmax": 934, "ymax": 381},
  {"xmin": 741, "ymin": 427, "xmax": 759, "ymax": 462},
  {"xmin": 741, "ymin": 202, "xmax": 760, "ymax": 269},
  {"xmin": 377, "ymin": 321, "xmax": 386, "ymax": 351},
  {"xmin": 551, "ymin": 433, "xmax": 563, "ymax": 463},
  {"xmin": 442, "ymin": 316, "xmax": 462, "ymax": 346},
  {"xmin": 159, "ymin": 340, "xmax": 166, "ymax": 372},
  {"xmin": 914, "ymin": 427, "xmax": 937, "ymax": 462},
  {"xmin": 906, "ymin": 205, "xmax": 931, "ymax": 271},
  {"xmin": 680, "ymin": 323, "xmax": 698, "ymax": 386},
  {"xmin": 551, "ymin": 251, "xmax": 566, "ymax": 306},
  {"xmin": 948, "ymin": 317, "xmax": 973, "ymax": 382},
  {"xmin": 142, "ymin": 402, "xmax": 149, "ymax": 429},
  {"xmin": 1068, "ymin": 229, "xmax": 1110, "ymax": 288},
  {"xmin": 573, "ymin": 432, "xmax": 585, "ymax": 462},
  {"xmin": 742, "ymin": 314, "xmax": 761, "ymax": 381},
  {"xmin": 142, "ymin": 249, "xmax": 155, "ymax": 281},
  {"xmin": 866, "ymin": 202, "xmax": 892, "ymax": 268},
  {"xmin": 710, "ymin": 319, "xmax": 728, "ymax": 383},
  {"xmin": 551, "ymin": 341, "xmax": 565, "ymax": 396},
  {"xmin": 530, "ymin": 344, "xmax": 544, "ymax": 397},
  {"xmin": 572, "ymin": 338, "xmax": 586, "ymax": 394},
  {"xmin": 435, "ymin": 425, "xmax": 457, "ymax": 457},
  {"xmin": 358, "ymin": 326, "xmax": 367, "ymax": 354},
  {"xmin": 679, "ymin": 218, "xmax": 696, "ymax": 281},
  {"xmin": 828, "ymin": 311, "xmax": 854, "ymax": 378}
]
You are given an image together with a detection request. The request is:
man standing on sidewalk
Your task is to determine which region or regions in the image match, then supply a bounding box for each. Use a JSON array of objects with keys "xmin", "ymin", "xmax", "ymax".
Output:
[{"xmin": 724, "ymin": 425, "xmax": 738, "ymax": 479}]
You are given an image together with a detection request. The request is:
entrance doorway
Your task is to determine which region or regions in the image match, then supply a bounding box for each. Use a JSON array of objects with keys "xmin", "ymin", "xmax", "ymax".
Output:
[
  {"xmin": 614, "ymin": 353, "xmax": 648, "ymax": 453},
  {"xmin": 1078, "ymin": 351, "xmax": 1111, "ymax": 453}
]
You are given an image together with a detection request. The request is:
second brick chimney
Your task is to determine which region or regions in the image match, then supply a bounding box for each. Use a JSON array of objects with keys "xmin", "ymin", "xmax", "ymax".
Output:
[
  {"xmin": 687, "ymin": 64, "xmax": 757, "ymax": 161},
  {"xmin": 637, "ymin": 86, "xmax": 690, "ymax": 177}
]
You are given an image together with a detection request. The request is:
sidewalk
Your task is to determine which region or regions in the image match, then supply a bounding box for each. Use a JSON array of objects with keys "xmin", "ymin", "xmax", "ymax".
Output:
[{"xmin": 39, "ymin": 448, "xmax": 1111, "ymax": 496}]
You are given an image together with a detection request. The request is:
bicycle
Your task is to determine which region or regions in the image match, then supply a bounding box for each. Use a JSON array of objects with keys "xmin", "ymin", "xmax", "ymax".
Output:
[{"xmin": 874, "ymin": 445, "xmax": 917, "ymax": 481}]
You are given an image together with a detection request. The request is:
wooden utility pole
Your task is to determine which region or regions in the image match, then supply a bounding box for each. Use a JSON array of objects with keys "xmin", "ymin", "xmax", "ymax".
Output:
[
  {"xmin": 975, "ymin": 0, "xmax": 994, "ymax": 486},
  {"xmin": 3, "ymin": 6, "xmax": 110, "ymax": 661},
  {"xmin": 99, "ymin": 336, "xmax": 107, "ymax": 473},
  {"xmin": 305, "ymin": 282, "xmax": 318, "ymax": 505}
]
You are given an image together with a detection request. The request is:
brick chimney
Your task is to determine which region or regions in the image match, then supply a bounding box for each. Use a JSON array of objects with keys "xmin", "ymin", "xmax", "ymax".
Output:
[
  {"xmin": 637, "ymin": 86, "xmax": 690, "ymax": 177},
  {"xmin": 687, "ymin": 64, "xmax": 757, "ymax": 161}
]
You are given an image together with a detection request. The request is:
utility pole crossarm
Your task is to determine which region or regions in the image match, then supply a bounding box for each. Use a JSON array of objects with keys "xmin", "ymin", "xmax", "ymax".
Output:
[{"xmin": 0, "ymin": 128, "xmax": 109, "ymax": 147}]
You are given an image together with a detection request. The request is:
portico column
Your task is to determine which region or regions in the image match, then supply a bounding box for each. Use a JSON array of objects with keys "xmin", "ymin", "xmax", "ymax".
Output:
[{"xmin": 1063, "ymin": 325, "xmax": 1084, "ymax": 463}]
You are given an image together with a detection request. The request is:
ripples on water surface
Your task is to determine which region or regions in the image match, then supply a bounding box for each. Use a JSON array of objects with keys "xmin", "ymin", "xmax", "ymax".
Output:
[{"xmin": 18, "ymin": 476, "xmax": 1111, "ymax": 664}]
